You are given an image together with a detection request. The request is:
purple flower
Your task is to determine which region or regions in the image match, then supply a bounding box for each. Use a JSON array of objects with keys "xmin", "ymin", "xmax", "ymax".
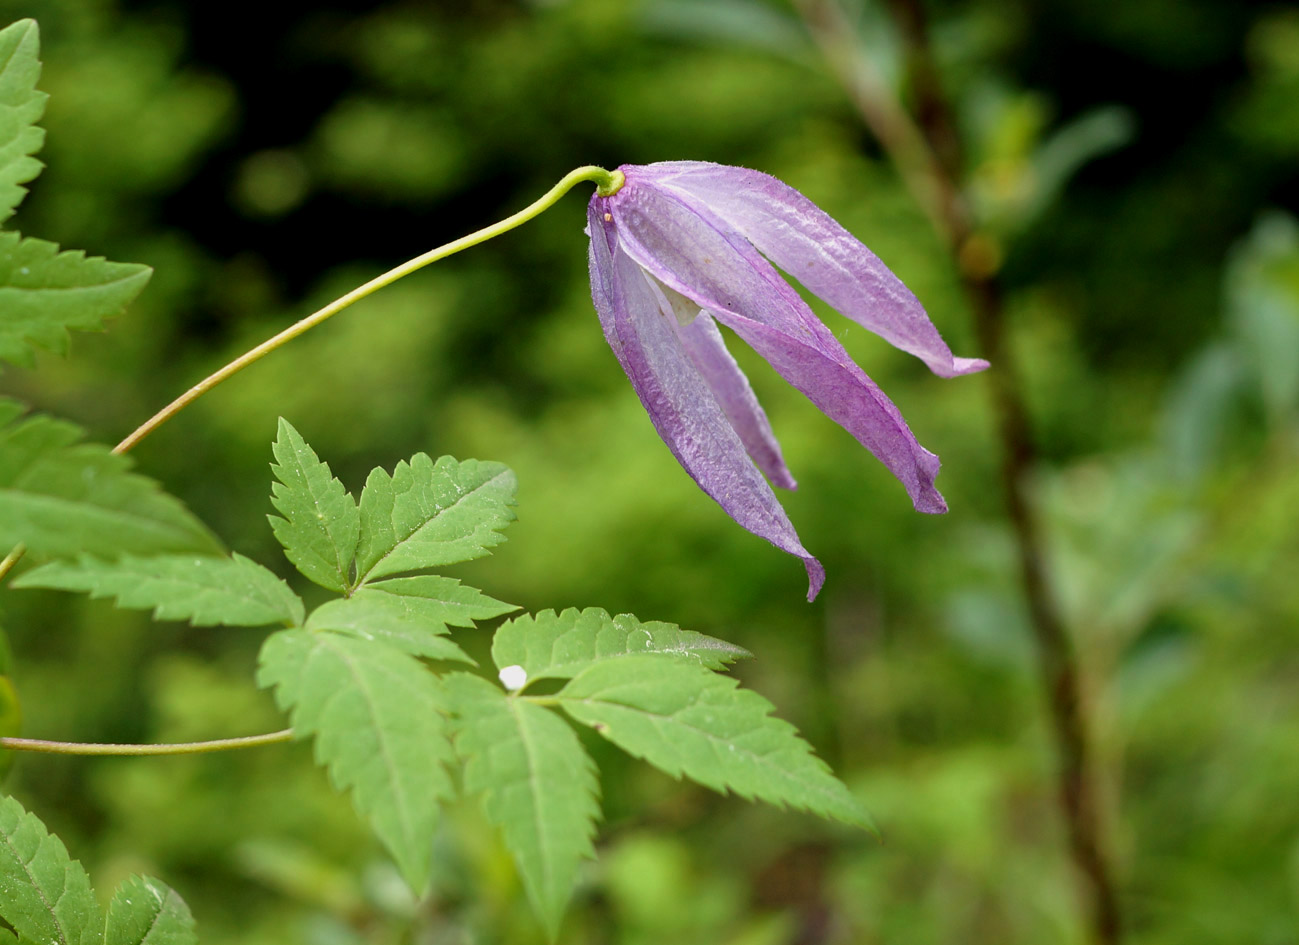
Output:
[{"xmin": 587, "ymin": 161, "xmax": 987, "ymax": 600}]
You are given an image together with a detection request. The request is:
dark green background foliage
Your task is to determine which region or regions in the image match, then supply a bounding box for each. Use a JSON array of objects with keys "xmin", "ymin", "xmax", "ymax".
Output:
[{"xmin": 1, "ymin": 0, "xmax": 1298, "ymax": 942}]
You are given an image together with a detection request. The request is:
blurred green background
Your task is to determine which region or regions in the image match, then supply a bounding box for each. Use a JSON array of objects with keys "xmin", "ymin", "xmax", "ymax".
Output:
[{"xmin": 2, "ymin": 0, "xmax": 1299, "ymax": 942}]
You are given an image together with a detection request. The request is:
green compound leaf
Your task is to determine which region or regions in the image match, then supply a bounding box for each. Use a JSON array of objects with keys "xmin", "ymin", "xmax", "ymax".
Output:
[
  {"xmin": 355, "ymin": 453, "xmax": 516, "ymax": 584},
  {"xmin": 0, "ymin": 19, "xmax": 47, "ymax": 226},
  {"xmin": 0, "ymin": 794, "xmax": 101, "ymax": 945},
  {"xmin": 258, "ymin": 628, "xmax": 455, "ymax": 895},
  {"xmin": 104, "ymin": 874, "xmax": 196, "ymax": 945},
  {"xmin": 558, "ymin": 656, "xmax": 871, "ymax": 829},
  {"xmin": 0, "ymin": 400, "xmax": 222, "ymax": 557},
  {"xmin": 0, "ymin": 233, "xmax": 152, "ymax": 369},
  {"xmin": 446, "ymin": 673, "xmax": 599, "ymax": 939},
  {"xmin": 492, "ymin": 608, "xmax": 750, "ymax": 684},
  {"xmin": 268, "ymin": 418, "xmax": 359, "ymax": 592},
  {"xmin": 306, "ymin": 593, "xmax": 474, "ymax": 664},
  {"xmin": 16, "ymin": 552, "xmax": 304, "ymax": 627}
]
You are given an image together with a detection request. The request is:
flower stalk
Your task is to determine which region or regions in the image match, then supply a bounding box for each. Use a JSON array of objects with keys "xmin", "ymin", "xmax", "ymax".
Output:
[{"xmin": 114, "ymin": 165, "xmax": 623, "ymax": 455}]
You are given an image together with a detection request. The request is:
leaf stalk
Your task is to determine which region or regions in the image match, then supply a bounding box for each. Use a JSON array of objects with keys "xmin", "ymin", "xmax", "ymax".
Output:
[{"xmin": 0, "ymin": 728, "xmax": 293, "ymax": 756}]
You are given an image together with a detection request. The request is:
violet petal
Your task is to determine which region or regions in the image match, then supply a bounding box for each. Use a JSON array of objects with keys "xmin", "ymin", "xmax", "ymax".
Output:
[
  {"xmin": 636, "ymin": 161, "xmax": 988, "ymax": 378},
  {"xmin": 608, "ymin": 182, "xmax": 946, "ymax": 514},
  {"xmin": 588, "ymin": 204, "xmax": 825, "ymax": 599},
  {"xmin": 673, "ymin": 306, "xmax": 798, "ymax": 490}
]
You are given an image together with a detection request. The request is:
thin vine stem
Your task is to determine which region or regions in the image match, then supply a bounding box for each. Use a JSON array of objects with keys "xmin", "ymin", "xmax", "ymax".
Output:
[
  {"xmin": 0, "ymin": 544, "xmax": 25, "ymax": 584},
  {"xmin": 113, "ymin": 165, "xmax": 623, "ymax": 455},
  {"xmin": 0, "ymin": 729, "xmax": 294, "ymax": 756}
]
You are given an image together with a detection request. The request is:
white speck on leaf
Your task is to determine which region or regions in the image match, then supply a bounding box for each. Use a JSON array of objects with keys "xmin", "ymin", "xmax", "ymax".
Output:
[{"xmin": 498, "ymin": 664, "xmax": 527, "ymax": 691}]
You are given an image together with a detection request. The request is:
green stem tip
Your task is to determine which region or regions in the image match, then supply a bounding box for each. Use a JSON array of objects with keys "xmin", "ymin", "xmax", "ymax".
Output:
[{"xmin": 595, "ymin": 168, "xmax": 625, "ymax": 197}]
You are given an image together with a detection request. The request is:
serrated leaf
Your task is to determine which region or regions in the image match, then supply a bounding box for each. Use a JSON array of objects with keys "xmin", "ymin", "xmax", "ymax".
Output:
[
  {"xmin": 364, "ymin": 574, "xmax": 519, "ymax": 625},
  {"xmin": 258, "ymin": 628, "xmax": 454, "ymax": 894},
  {"xmin": 16, "ymin": 552, "xmax": 304, "ymax": 627},
  {"xmin": 305, "ymin": 594, "xmax": 473, "ymax": 664},
  {"xmin": 0, "ymin": 233, "xmax": 152, "ymax": 368},
  {"xmin": 104, "ymin": 875, "xmax": 196, "ymax": 945},
  {"xmin": 355, "ymin": 454, "xmax": 515, "ymax": 584},
  {"xmin": 0, "ymin": 794, "xmax": 101, "ymax": 945},
  {"xmin": 558, "ymin": 656, "xmax": 871, "ymax": 829},
  {"xmin": 268, "ymin": 418, "xmax": 359, "ymax": 592},
  {"xmin": 492, "ymin": 608, "xmax": 749, "ymax": 685},
  {"xmin": 0, "ymin": 19, "xmax": 47, "ymax": 226},
  {"xmin": 446, "ymin": 673, "xmax": 599, "ymax": 938},
  {"xmin": 0, "ymin": 400, "xmax": 222, "ymax": 557},
  {"xmin": 304, "ymin": 575, "xmax": 515, "ymax": 663}
]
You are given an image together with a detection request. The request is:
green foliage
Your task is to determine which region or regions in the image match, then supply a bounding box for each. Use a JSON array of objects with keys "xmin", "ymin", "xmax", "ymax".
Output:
[
  {"xmin": 0, "ymin": 796, "xmax": 196, "ymax": 945},
  {"xmin": 0, "ymin": 19, "xmax": 45, "ymax": 226},
  {"xmin": 0, "ymin": 400, "xmax": 222, "ymax": 557},
  {"xmin": 0, "ymin": 232, "xmax": 152, "ymax": 368},
  {"xmin": 354, "ymin": 453, "xmax": 517, "ymax": 584},
  {"xmin": 559, "ymin": 655, "xmax": 871, "ymax": 829},
  {"xmin": 268, "ymin": 418, "xmax": 359, "ymax": 592},
  {"xmin": 447, "ymin": 672, "xmax": 600, "ymax": 938},
  {"xmin": 492, "ymin": 607, "xmax": 750, "ymax": 682},
  {"xmin": 105, "ymin": 875, "xmax": 197, "ymax": 945},
  {"xmin": 0, "ymin": 793, "xmax": 100, "ymax": 945},
  {"xmin": 257, "ymin": 627, "xmax": 455, "ymax": 897},
  {"xmin": 0, "ymin": 20, "xmax": 151, "ymax": 370},
  {"xmin": 15, "ymin": 552, "xmax": 304, "ymax": 627},
  {"xmin": 244, "ymin": 430, "xmax": 864, "ymax": 933},
  {"xmin": 24, "ymin": 3, "xmax": 1298, "ymax": 941}
]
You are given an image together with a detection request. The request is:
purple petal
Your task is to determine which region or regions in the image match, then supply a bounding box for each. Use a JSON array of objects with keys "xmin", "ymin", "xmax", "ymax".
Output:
[
  {"xmin": 588, "ymin": 203, "xmax": 825, "ymax": 599},
  {"xmin": 675, "ymin": 308, "xmax": 797, "ymax": 490},
  {"xmin": 708, "ymin": 308, "xmax": 946, "ymax": 514},
  {"xmin": 604, "ymin": 178, "xmax": 947, "ymax": 514},
  {"xmin": 634, "ymin": 161, "xmax": 989, "ymax": 378}
]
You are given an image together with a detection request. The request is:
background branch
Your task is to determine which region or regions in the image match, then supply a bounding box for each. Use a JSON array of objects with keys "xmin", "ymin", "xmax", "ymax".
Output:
[{"xmin": 793, "ymin": 0, "xmax": 1123, "ymax": 940}]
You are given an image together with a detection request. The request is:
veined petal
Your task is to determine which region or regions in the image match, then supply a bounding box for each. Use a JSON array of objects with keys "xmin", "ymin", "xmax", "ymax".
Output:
[
  {"xmin": 604, "ymin": 181, "xmax": 947, "ymax": 514},
  {"xmin": 636, "ymin": 161, "xmax": 988, "ymax": 378},
  {"xmin": 606, "ymin": 175, "xmax": 830, "ymax": 347},
  {"xmin": 588, "ymin": 204, "xmax": 825, "ymax": 599},
  {"xmin": 708, "ymin": 308, "xmax": 946, "ymax": 514},
  {"xmin": 673, "ymin": 305, "xmax": 797, "ymax": 490}
]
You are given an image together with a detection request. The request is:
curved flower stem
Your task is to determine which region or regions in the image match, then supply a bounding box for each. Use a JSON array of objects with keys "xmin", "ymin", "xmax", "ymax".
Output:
[
  {"xmin": 114, "ymin": 165, "xmax": 624, "ymax": 455},
  {"xmin": 0, "ymin": 729, "xmax": 294, "ymax": 756},
  {"xmin": 795, "ymin": 1, "xmax": 1122, "ymax": 942}
]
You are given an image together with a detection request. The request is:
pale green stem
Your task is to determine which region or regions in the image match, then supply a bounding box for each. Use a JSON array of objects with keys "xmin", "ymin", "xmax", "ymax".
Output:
[
  {"xmin": 114, "ymin": 165, "xmax": 625, "ymax": 454},
  {"xmin": 0, "ymin": 729, "xmax": 294, "ymax": 756},
  {"xmin": 0, "ymin": 544, "xmax": 24, "ymax": 583}
]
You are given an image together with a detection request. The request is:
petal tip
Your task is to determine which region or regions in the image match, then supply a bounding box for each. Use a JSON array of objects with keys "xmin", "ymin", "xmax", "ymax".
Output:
[
  {"xmin": 915, "ymin": 489, "xmax": 948, "ymax": 514},
  {"xmin": 804, "ymin": 556, "xmax": 826, "ymax": 602},
  {"xmin": 941, "ymin": 356, "xmax": 991, "ymax": 377}
]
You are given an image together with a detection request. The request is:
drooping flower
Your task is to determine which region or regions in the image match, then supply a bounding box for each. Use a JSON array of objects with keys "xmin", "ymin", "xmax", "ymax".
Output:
[{"xmin": 587, "ymin": 161, "xmax": 987, "ymax": 600}]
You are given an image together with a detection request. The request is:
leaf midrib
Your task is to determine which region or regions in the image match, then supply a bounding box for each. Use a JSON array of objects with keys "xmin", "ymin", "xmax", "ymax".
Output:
[{"xmin": 308, "ymin": 635, "xmax": 420, "ymax": 847}]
